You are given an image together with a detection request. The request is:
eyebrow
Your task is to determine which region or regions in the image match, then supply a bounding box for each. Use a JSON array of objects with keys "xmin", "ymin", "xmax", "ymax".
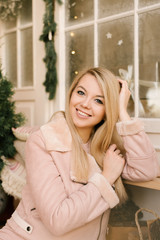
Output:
[{"xmin": 77, "ymin": 85, "xmax": 104, "ymax": 98}]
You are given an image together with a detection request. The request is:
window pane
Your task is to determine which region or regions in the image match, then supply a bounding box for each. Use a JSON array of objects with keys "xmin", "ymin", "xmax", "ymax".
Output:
[
  {"xmin": 5, "ymin": 32, "xmax": 17, "ymax": 86},
  {"xmin": 21, "ymin": 27, "xmax": 33, "ymax": 86},
  {"xmin": 99, "ymin": 0, "xmax": 134, "ymax": 18},
  {"xmin": 4, "ymin": 19, "xmax": 16, "ymax": 30},
  {"xmin": 139, "ymin": 9, "xmax": 160, "ymax": 118},
  {"xmin": 65, "ymin": 0, "xmax": 94, "ymax": 26},
  {"xmin": 20, "ymin": 0, "xmax": 32, "ymax": 25},
  {"xmin": 98, "ymin": 16, "xmax": 134, "ymax": 116},
  {"xmin": 65, "ymin": 26, "xmax": 94, "ymax": 89},
  {"xmin": 139, "ymin": 0, "xmax": 160, "ymax": 8}
]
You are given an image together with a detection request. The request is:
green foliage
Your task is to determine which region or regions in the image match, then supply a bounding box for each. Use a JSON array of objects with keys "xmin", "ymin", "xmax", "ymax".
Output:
[
  {"xmin": 0, "ymin": 0, "xmax": 24, "ymax": 21},
  {"xmin": 40, "ymin": 0, "xmax": 62, "ymax": 100},
  {"xmin": 56, "ymin": 0, "xmax": 63, "ymax": 4},
  {"xmin": 0, "ymin": 67, "xmax": 25, "ymax": 171}
]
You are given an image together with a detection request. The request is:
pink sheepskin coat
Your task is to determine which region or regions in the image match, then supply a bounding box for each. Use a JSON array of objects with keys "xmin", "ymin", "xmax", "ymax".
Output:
[{"xmin": 0, "ymin": 112, "xmax": 159, "ymax": 240}]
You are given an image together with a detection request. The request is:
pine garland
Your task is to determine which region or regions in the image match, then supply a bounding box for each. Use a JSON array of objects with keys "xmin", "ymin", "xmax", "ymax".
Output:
[
  {"xmin": 0, "ymin": 66, "xmax": 25, "ymax": 171},
  {"xmin": 0, "ymin": 0, "xmax": 24, "ymax": 21},
  {"xmin": 40, "ymin": 0, "xmax": 62, "ymax": 100}
]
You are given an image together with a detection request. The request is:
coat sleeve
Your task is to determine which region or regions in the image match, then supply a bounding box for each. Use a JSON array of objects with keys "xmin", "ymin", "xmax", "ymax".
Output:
[
  {"xmin": 116, "ymin": 118, "xmax": 160, "ymax": 181},
  {"xmin": 25, "ymin": 131, "xmax": 119, "ymax": 236}
]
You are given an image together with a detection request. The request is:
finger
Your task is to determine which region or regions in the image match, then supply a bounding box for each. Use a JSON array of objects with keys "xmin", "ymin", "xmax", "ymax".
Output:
[
  {"xmin": 119, "ymin": 81, "xmax": 131, "ymax": 97},
  {"xmin": 117, "ymin": 78, "xmax": 123, "ymax": 84},
  {"xmin": 118, "ymin": 79, "xmax": 128, "ymax": 92},
  {"xmin": 114, "ymin": 149, "xmax": 121, "ymax": 155},
  {"xmin": 117, "ymin": 78, "xmax": 128, "ymax": 86},
  {"xmin": 122, "ymin": 81, "xmax": 129, "ymax": 89},
  {"xmin": 108, "ymin": 144, "xmax": 117, "ymax": 151},
  {"xmin": 118, "ymin": 78, "xmax": 127, "ymax": 87}
]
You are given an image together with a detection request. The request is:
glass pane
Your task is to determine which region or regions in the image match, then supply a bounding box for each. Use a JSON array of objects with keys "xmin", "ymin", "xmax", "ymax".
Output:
[
  {"xmin": 139, "ymin": 9, "xmax": 160, "ymax": 118},
  {"xmin": 5, "ymin": 32, "xmax": 17, "ymax": 86},
  {"xmin": 139, "ymin": 0, "xmax": 160, "ymax": 8},
  {"xmin": 4, "ymin": 19, "xmax": 16, "ymax": 30},
  {"xmin": 65, "ymin": 26, "xmax": 94, "ymax": 89},
  {"xmin": 21, "ymin": 27, "xmax": 33, "ymax": 86},
  {"xmin": 65, "ymin": 0, "xmax": 94, "ymax": 26},
  {"xmin": 99, "ymin": 0, "xmax": 134, "ymax": 18},
  {"xmin": 20, "ymin": 0, "xmax": 32, "ymax": 25},
  {"xmin": 98, "ymin": 16, "xmax": 134, "ymax": 116}
]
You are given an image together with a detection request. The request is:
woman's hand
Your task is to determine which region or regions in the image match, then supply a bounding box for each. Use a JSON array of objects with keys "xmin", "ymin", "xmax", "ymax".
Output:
[
  {"xmin": 118, "ymin": 78, "xmax": 131, "ymax": 121},
  {"xmin": 102, "ymin": 144, "xmax": 125, "ymax": 185}
]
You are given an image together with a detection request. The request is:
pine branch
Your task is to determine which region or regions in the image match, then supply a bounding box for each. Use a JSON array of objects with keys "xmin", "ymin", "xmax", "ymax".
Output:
[
  {"xmin": 40, "ymin": 0, "xmax": 62, "ymax": 100},
  {"xmin": 0, "ymin": 66, "xmax": 25, "ymax": 171}
]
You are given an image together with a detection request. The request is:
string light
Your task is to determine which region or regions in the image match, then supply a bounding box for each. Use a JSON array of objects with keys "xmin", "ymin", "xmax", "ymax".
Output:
[
  {"xmin": 75, "ymin": 71, "xmax": 78, "ymax": 75},
  {"xmin": 70, "ymin": 32, "xmax": 75, "ymax": 37},
  {"xmin": 71, "ymin": 50, "xmax": 76, "ymax": 54},
  {"xmin": 74, "ymin": 15, "xmax": 78, "ymax": 19}
]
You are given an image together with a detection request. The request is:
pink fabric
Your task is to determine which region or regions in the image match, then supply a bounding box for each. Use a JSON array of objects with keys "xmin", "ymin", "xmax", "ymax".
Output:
[
  {"xmin": 0, "ymin": 112, "xmax": 159, "ymax": 240},
  {"xmin": 116, "ymin": 119, "xmax": 160, "ymax": 181}
]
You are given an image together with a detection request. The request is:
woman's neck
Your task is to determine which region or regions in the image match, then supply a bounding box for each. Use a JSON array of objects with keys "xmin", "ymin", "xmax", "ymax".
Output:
[{"xmin": 77, "ymin": 129, "xmax": 91, "ymax": 143}]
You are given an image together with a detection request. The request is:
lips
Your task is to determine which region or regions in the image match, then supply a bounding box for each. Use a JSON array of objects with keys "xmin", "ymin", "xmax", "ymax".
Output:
[{"xmin": 76, "ymin": 109, "xmax": 92, "ymax": 117}]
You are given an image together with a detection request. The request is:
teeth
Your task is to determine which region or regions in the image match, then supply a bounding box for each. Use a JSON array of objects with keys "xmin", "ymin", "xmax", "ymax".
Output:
[{"xmin": 78, "ymin": 110, "xmax": 89, "ymax": 117}]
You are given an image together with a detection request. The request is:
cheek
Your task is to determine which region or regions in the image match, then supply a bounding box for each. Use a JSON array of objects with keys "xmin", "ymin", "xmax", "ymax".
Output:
[{"xmin": 70, "ymin": 93, "xmax": 81, "ymax": 108}]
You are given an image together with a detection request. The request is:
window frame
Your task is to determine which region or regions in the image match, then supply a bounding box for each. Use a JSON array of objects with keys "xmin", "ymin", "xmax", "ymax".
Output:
[{"xmin": 0, "ymin": 4, "xmax": 33, "ymax": 90}]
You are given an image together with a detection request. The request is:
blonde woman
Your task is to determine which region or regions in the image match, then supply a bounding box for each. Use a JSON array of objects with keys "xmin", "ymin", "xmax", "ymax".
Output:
[{"xmin": 0, "ymin": 67, "xmax": 159, "ymax": 240}]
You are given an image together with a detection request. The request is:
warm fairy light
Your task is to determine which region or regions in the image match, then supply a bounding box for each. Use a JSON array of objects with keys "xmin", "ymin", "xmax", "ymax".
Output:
[
  {"xmin": 74, "ymin": 16, "xmax": 78, "ymax": 19},
  {"xmin": 75, "ymin": 71, "xmax": 78, "ymax": 75},
  {"xmin": 70, "ymin": 32, "xmax": 75, "ymax": 37},
  {"xmin": 71, "ymin": 50, "xmax": 76, "ymax": 54}
]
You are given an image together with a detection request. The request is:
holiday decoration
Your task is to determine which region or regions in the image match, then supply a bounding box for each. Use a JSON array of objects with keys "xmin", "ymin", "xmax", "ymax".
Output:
[
  {"xmin": 0, "ymin": 0, "xmax": 24, "ymax": 21},
  {"xmin": 106, "ymin": 32, "xmax": 112, "ymax": 39},
  {"xmin": 40, "ymin": 0, "xmax": 62, "ymax": 100},
  {"xmin": 0, "ymin": 65, "xmax": 25, "ymax": 171},
  {"xmin": 117, "ymin": 39, "xmax": 123, "ymax": 46}
]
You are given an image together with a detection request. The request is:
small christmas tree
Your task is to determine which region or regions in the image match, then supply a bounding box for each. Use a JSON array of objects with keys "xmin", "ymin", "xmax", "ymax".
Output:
[{"xmin": 0, "ymin": 65, "xmax": 25, "ymax": 171}]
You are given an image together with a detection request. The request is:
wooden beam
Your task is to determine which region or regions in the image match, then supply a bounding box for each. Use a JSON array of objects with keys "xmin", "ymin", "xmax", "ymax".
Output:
[{"xmin": 124, "ymin": 177, "xmax": 160, "ymax": 191}]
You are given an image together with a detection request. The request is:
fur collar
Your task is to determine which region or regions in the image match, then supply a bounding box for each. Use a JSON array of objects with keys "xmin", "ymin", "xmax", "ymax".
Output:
[{"xmin": 40, "ymin": 111, "xmax": 72, "ymax": 152}]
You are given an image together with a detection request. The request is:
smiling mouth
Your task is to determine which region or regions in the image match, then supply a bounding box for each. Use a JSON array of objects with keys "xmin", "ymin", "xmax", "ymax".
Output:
[{"xmin": 76, "ymin": 109, "xmax": 92, "ymax": 117}]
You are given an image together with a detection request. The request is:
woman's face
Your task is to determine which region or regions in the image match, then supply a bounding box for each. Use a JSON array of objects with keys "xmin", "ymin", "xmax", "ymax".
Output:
[{"xmin": 69, "ymin": 73, "xmax": 105, "ymax": 141}]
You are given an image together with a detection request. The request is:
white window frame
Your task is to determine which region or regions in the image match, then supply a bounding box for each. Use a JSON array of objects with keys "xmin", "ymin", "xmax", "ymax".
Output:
[{"xmin": 0, "ymin": 6, "xmax": 33, "ymax": 90}]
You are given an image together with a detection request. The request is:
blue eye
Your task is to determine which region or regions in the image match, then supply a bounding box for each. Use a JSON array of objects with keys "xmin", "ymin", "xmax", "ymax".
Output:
[
  {"xmin": 77, "ymin": 90, "xmax": 84, "ymax": 95},
  {"xmin": 95, "ymin": 99, "xmax": 103, "ymax": 104}
]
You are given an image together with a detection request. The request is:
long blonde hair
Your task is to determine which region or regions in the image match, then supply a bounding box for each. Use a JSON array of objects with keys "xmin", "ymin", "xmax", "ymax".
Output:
[{"xmin": 65, "ymin": 67, "xmax": 127, "ymax": 203}]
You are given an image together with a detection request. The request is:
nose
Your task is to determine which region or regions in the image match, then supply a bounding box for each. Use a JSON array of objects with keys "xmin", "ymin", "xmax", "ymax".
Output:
[{"xmin": 81, "ymin": 97, "xmax": 91, "ymax": 108}]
